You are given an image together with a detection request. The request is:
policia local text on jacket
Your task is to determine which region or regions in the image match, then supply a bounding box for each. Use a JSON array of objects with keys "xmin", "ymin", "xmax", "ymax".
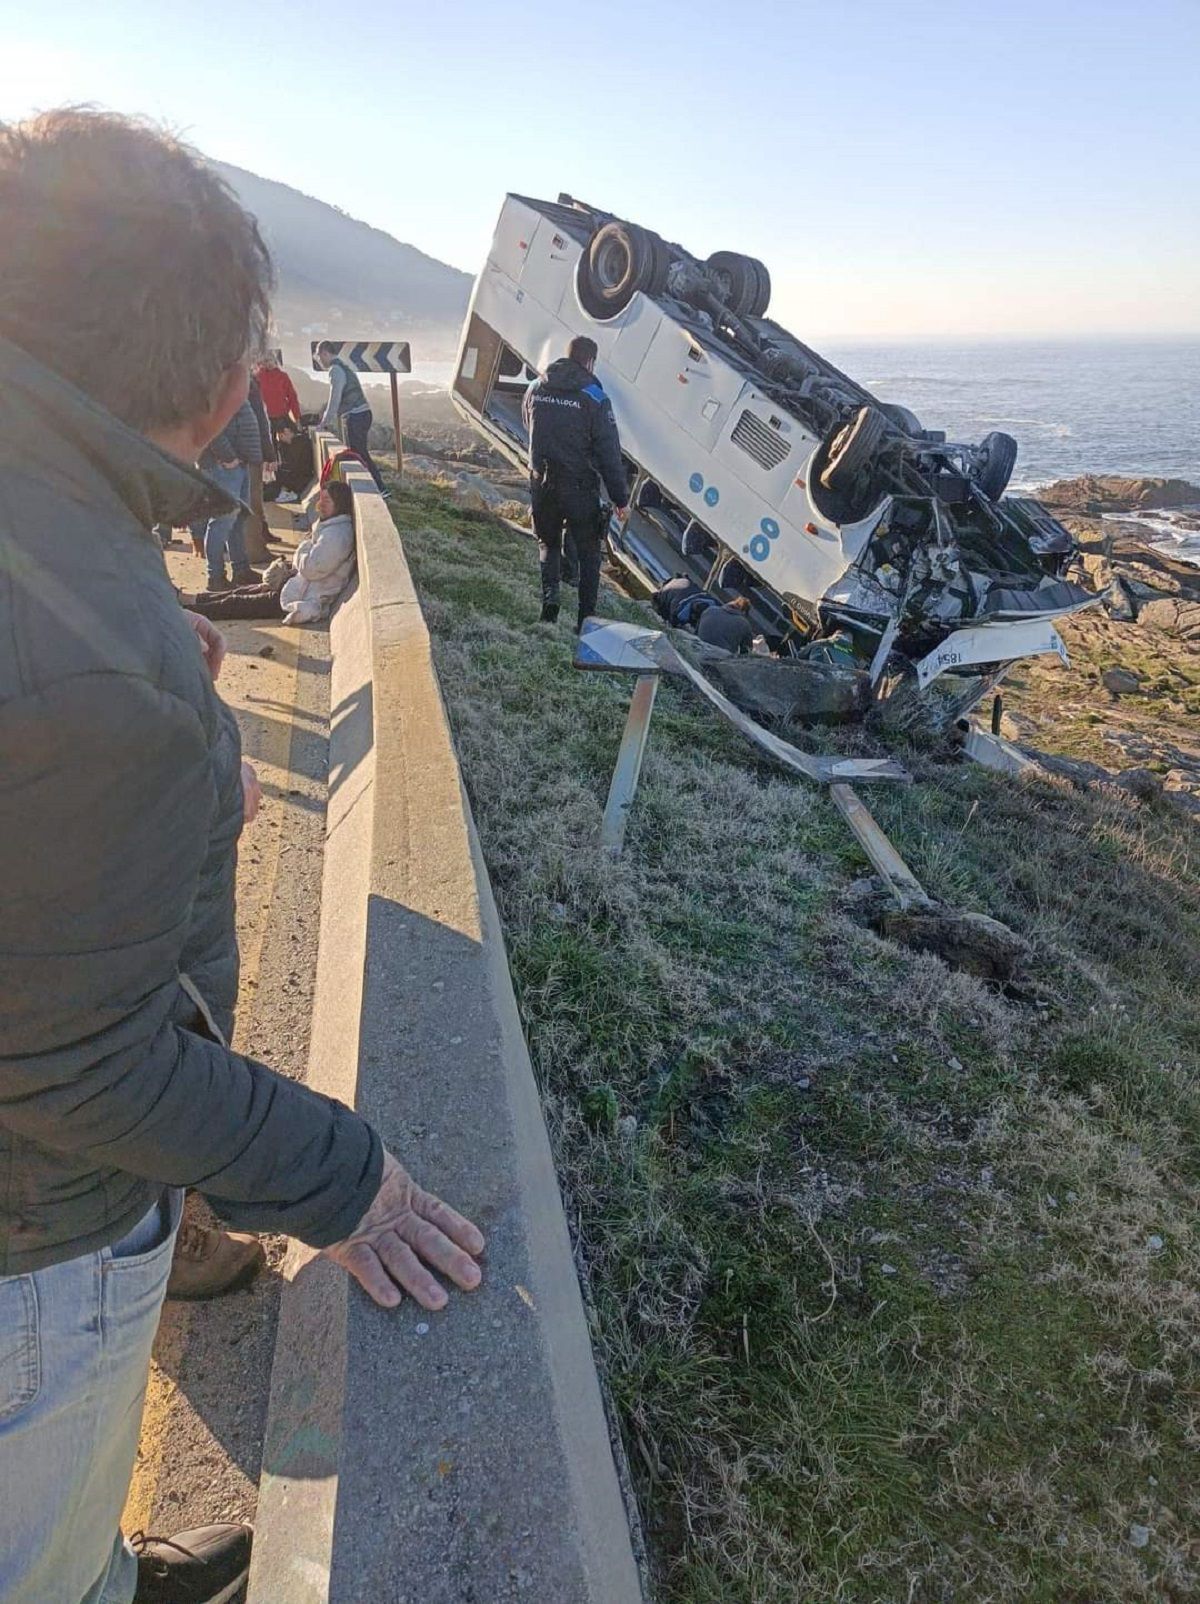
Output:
[
  {"xmin": 525, "ymin": 355, "xmax": 629, "ymax": 629},
  {"xmin": 0, "ymin": 337, "xmax": 382, "ymax": 1275}
]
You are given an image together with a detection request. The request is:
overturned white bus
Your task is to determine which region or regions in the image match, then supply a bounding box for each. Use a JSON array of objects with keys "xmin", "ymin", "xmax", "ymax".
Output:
[{"xmin": 450, "ymin": 192, "xmax": 1099, "ymax": 708}]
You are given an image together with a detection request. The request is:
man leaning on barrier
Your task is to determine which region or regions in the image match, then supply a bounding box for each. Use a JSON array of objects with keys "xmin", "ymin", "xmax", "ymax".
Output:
[{"xmin": 0, "ymin": 108, "xmax": 484, "ymax": 1604}]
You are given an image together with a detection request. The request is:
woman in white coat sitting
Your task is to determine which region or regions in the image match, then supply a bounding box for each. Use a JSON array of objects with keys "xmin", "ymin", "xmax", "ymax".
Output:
[{"xmin": 185, "ymin": 482, "xmax": 357, "ymax": 623}]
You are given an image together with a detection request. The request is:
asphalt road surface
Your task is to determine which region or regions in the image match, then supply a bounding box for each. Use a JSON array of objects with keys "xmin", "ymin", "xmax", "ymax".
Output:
[{"xmin": 124, "ymin": 509, "xmax": 331, "ymax": 1545}]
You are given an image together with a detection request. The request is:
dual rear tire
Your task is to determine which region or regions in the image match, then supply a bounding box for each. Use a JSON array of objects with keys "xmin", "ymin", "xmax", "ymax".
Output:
[
  {"xmin": 577, "ymin": 221, "xmax": 671, "ymax": 320},
  {"xmin": 704, "ymin": 251, "xmax": 771, "ymax": 318},
  {"xmin": 576, "ymin": 225, "xmax": 772, "ymax": 321}
]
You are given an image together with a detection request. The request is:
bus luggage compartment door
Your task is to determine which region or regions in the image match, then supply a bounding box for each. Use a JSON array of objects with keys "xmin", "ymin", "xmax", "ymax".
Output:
[{"xmin": 454, "ymin": 313, "xmax": 507, "ymax": 413}]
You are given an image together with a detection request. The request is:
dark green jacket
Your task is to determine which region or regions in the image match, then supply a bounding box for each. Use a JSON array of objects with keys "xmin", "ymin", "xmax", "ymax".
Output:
[{"xmin": 0, "ymin": 339, "xmax": 382, "ymax": 1273}]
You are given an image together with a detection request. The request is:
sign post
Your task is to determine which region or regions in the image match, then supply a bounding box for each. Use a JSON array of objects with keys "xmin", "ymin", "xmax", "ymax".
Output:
[
  {"xmin": 311, "ymin": 340, "xmax": 412, "ymax": 477},
  {"xmin": 390, "ymin": 371, "xmax": 403, "ymax": 476}
]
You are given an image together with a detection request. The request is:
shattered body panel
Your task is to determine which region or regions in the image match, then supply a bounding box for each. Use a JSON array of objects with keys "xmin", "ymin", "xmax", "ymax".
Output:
[{"xmin": 451, "ymin": 194, "xmax": 1101, "ymax": 703}]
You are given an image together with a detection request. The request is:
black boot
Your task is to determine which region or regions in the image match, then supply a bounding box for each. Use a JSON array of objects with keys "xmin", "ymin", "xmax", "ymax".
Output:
[
  {"xmin": 539, "ymin": 601, "xmax": 560, "ymax": 623},
  {"xmin": 132, "ymin": 1524, "xmax": 252, "ymax": 1603}
]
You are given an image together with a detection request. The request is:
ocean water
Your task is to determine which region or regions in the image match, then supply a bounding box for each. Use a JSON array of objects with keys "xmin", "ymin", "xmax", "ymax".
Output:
[
  {"xmin": 825, "ymin": 337, "xmax": 1200, "ymax": 564},
  {"xmin": 824, "ymin": 337, "xmax": 1200, "ymax": 491}
]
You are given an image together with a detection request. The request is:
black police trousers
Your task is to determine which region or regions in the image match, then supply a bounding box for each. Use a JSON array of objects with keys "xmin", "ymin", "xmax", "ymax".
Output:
[{"xmin": 531, "ymin": 471, "xmax": 603, "ymax": 628}]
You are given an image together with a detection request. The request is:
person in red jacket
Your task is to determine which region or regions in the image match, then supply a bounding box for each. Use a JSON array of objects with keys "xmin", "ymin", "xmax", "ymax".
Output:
[{"xmin": 253, "ymin": 351, "xmax": 301, "ymax": 431}]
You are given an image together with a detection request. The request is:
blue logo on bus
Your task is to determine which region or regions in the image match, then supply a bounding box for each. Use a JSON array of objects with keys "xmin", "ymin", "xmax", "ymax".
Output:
[
  {"xmin": 689, "ymin": 472, "xmax": 704, "ymax": 494},
  {"xmin": 704, "ymin": 486, "xmax": 720, "ymax": 507},
  {"xmin": 746, "ymin": 517, "xmax": 781, "ymax": 563}
]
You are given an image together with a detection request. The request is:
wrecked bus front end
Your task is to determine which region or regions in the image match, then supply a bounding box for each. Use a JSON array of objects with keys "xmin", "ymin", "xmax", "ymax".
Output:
[{"xmin": 450, "ymin": 193, "xmax": 1099, "ymax": 714}]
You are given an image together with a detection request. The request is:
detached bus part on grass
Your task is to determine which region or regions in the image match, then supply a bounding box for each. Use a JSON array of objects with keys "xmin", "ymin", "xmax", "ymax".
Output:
[{"xmin": 450, "ymin": 193, "xmax": 1101, "ymax": 721}]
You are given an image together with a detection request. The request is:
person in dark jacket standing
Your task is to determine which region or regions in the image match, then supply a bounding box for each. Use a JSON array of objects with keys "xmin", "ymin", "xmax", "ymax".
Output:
[
  {"xmin": 317, "ymin": 340, "xmax": 385, "ymax": 491},
  {"xmin": 198, "ymin": 398, "xmax": 259, "ymax": 590},
  {"xmin": 0, "ymin": 109, "xmax": 483, "ymax": 1604},
  {"xmin": 240, "ymin": 370, "xmax": 278, "ymax": 564},
  {"xmin": 524, "ymin": 335, "xmax": 629, "ymax": 629}
]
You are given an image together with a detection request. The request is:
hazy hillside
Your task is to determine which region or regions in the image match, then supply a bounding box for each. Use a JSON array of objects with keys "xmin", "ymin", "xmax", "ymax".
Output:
[{"xmin": 212, "ymin": 161, "xmax": 471, "ymax": 364}]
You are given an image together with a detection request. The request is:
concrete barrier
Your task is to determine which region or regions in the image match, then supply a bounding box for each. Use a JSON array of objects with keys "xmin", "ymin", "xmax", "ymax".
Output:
[{"xmin": 247, "ymin": 441, "xmax": 643, "ymax": 1603}]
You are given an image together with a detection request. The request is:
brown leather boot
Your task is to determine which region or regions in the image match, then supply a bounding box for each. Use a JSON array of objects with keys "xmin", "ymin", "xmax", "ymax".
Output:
[{"xmin": 166, "ymin": 1200, "xmax": 266, "ymax": 1301}]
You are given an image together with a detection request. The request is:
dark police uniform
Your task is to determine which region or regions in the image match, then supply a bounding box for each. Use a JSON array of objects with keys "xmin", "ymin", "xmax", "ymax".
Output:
[{"xmin": 525, "ymin": 356, "xmax": 630, "ymax": 628}]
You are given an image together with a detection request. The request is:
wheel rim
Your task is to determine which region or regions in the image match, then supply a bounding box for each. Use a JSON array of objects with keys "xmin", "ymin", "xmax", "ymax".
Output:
[{"xmin": 593, "ymin": 235, "xmax": 631, "ymax": 294}]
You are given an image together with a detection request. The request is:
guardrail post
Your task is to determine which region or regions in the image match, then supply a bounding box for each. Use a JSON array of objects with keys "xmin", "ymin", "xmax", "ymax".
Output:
[{"xmin": 601, "ymin": 672, "xmax": 659, "ymax": 856}]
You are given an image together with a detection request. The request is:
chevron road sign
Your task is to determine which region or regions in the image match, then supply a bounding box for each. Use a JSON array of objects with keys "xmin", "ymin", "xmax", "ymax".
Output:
[{"xmin": 310, "ymin": 339, "xmax": 412, "ymax": 374}]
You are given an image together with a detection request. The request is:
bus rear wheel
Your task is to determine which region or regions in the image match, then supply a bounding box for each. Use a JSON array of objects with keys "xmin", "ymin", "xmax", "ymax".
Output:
[
  {"xmin": 706, "ymin": 251, "xmax": 771, "ymax": 317},
  {"xmin": 577, "ymin": 221, "xmax": 669, "ymax": 319}
]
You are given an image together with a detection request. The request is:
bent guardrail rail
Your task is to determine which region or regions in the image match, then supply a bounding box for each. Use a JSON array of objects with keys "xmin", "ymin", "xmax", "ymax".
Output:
[{"xmin": 247, "ymin": 437, "xmax": 643, "ymax": 1604}]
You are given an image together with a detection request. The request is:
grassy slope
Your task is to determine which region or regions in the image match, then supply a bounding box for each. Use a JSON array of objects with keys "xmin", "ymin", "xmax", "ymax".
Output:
[{"xmin": 390, "ymin": 480, "xmax": 1200, "ymax": 1603}]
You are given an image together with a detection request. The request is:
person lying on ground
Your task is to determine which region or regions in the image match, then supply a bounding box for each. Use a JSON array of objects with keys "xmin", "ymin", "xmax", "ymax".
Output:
[
  {"xmin": 696, "ymin": 594, "xmax": 755, "ymax": 655},
  {"xmin": 0, "ymin": 108, "xmax": 483, "ymax": 1604},
  {"xmin": 651, "ymin": 573, "xmax": 720, "ymax": 631},
  {"xmin": 184, "ymin": 481, "xmax": 356, "ymax": 624}
]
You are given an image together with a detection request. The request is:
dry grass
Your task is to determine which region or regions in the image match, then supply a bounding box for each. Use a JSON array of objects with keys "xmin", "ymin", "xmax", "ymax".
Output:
[{"xmin": 390, "ymin": 478, "xmax": 1200, "ymax": 1603}]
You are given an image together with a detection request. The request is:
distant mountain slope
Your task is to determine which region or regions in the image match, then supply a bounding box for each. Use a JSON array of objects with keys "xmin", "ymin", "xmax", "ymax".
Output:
[{"xmin": 212, "ymin": 161, "xmax": 471, "ymax": 363}]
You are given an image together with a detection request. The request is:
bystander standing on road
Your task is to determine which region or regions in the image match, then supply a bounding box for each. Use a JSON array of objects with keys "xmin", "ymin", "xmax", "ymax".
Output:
[
  {"xmin": 317, "ymin": 338, "xmax": 386, "ymax": 491},
  {"xmin": 0, "ymin": 108, "xmax": 484, "ymax": 1604},
  {"xmin": 240, "ymin": 370, "xmax": 277, "ymax": 564},
  {"xmin": 198, "ymin": 399, "xmax": 258, "ymax": 591},
  {"xmin": 254, "ymin": 350, "xmax": 301, "ymax": 433}
]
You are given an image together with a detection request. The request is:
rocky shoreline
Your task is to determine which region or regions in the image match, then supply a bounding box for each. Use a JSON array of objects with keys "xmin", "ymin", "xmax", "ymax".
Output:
[
  {"xmin": 992, "ymin": 476, "xmax": 1200, "ymax": 817},
  {"xmin": 1036, "ymin": 474, "xmax": 1200, "ymax": 636}
]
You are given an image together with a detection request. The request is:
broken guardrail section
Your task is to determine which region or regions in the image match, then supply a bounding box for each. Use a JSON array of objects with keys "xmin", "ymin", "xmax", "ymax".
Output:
[{"xmin": 574, "ymin": 618, "xmax": 926, "ymax": 909}]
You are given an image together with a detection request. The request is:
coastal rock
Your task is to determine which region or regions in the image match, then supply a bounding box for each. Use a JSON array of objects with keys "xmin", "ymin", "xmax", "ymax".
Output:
[
  {"xmin": 1163, "ymin": 771, "xmax": 1200, "ymax": 818},
  {"xmin": 1111, "ymin": 767, "xmax": 1162, "ymax": 801},
  {"xmin": 874, "ymin": 906, "xmax": 1031, "ymax": 982},
  {"xmin": 1137, "ymin": 597, "xmax": 1200, "ymax": 640},
  {"xmin": 1101, "ymin": 666, "xmax": 1141, "ymax": 696},
  {"xmin": 1080, "ymin": 550, "xmax": 1114, "ymax": 587},
  {"xmin": 1038, "ymin": 475, "xmax": 1200, "ymax": 516},
  {"xmin": 403, "ymin": 453, "xmax": 532, "ymax": 513},
  {"xmin": 702, "ymin": 654, "xmax": 871, "ymax": 726}
]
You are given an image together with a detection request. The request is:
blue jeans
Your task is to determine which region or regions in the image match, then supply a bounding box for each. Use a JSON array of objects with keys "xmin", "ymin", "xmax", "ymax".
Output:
[
  {"xmin": 204, "ymin": 462, "xmax": 250, "ymax": 585},
  {"xmin": 342, "ymin": 407, "xmax": 384, "ymax": 491},
  {"xmin": 0, "ymin": 1189, "xmax": 182, "ymax": 1604}
]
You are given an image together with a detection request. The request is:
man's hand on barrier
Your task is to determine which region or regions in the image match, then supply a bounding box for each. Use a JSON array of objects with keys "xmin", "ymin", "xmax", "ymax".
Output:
[
  {"xmin": 183, "ymin": 609, "xmax": 226, "ymax": 682},
  {"xmin": 322, "ymin": 1150, "xmax": 485, "ymax": 1311}
]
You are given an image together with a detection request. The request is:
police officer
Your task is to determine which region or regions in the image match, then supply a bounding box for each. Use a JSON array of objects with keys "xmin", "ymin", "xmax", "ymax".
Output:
[{"xmin": 525, "ymin": 336, "xmax": 629, "ymax": 629}]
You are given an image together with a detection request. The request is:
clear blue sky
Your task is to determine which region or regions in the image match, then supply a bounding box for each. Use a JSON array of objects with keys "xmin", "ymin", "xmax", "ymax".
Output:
[{"xmin": 3, "ymin": 0, "xmax": 1197, "ymax": 340}]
